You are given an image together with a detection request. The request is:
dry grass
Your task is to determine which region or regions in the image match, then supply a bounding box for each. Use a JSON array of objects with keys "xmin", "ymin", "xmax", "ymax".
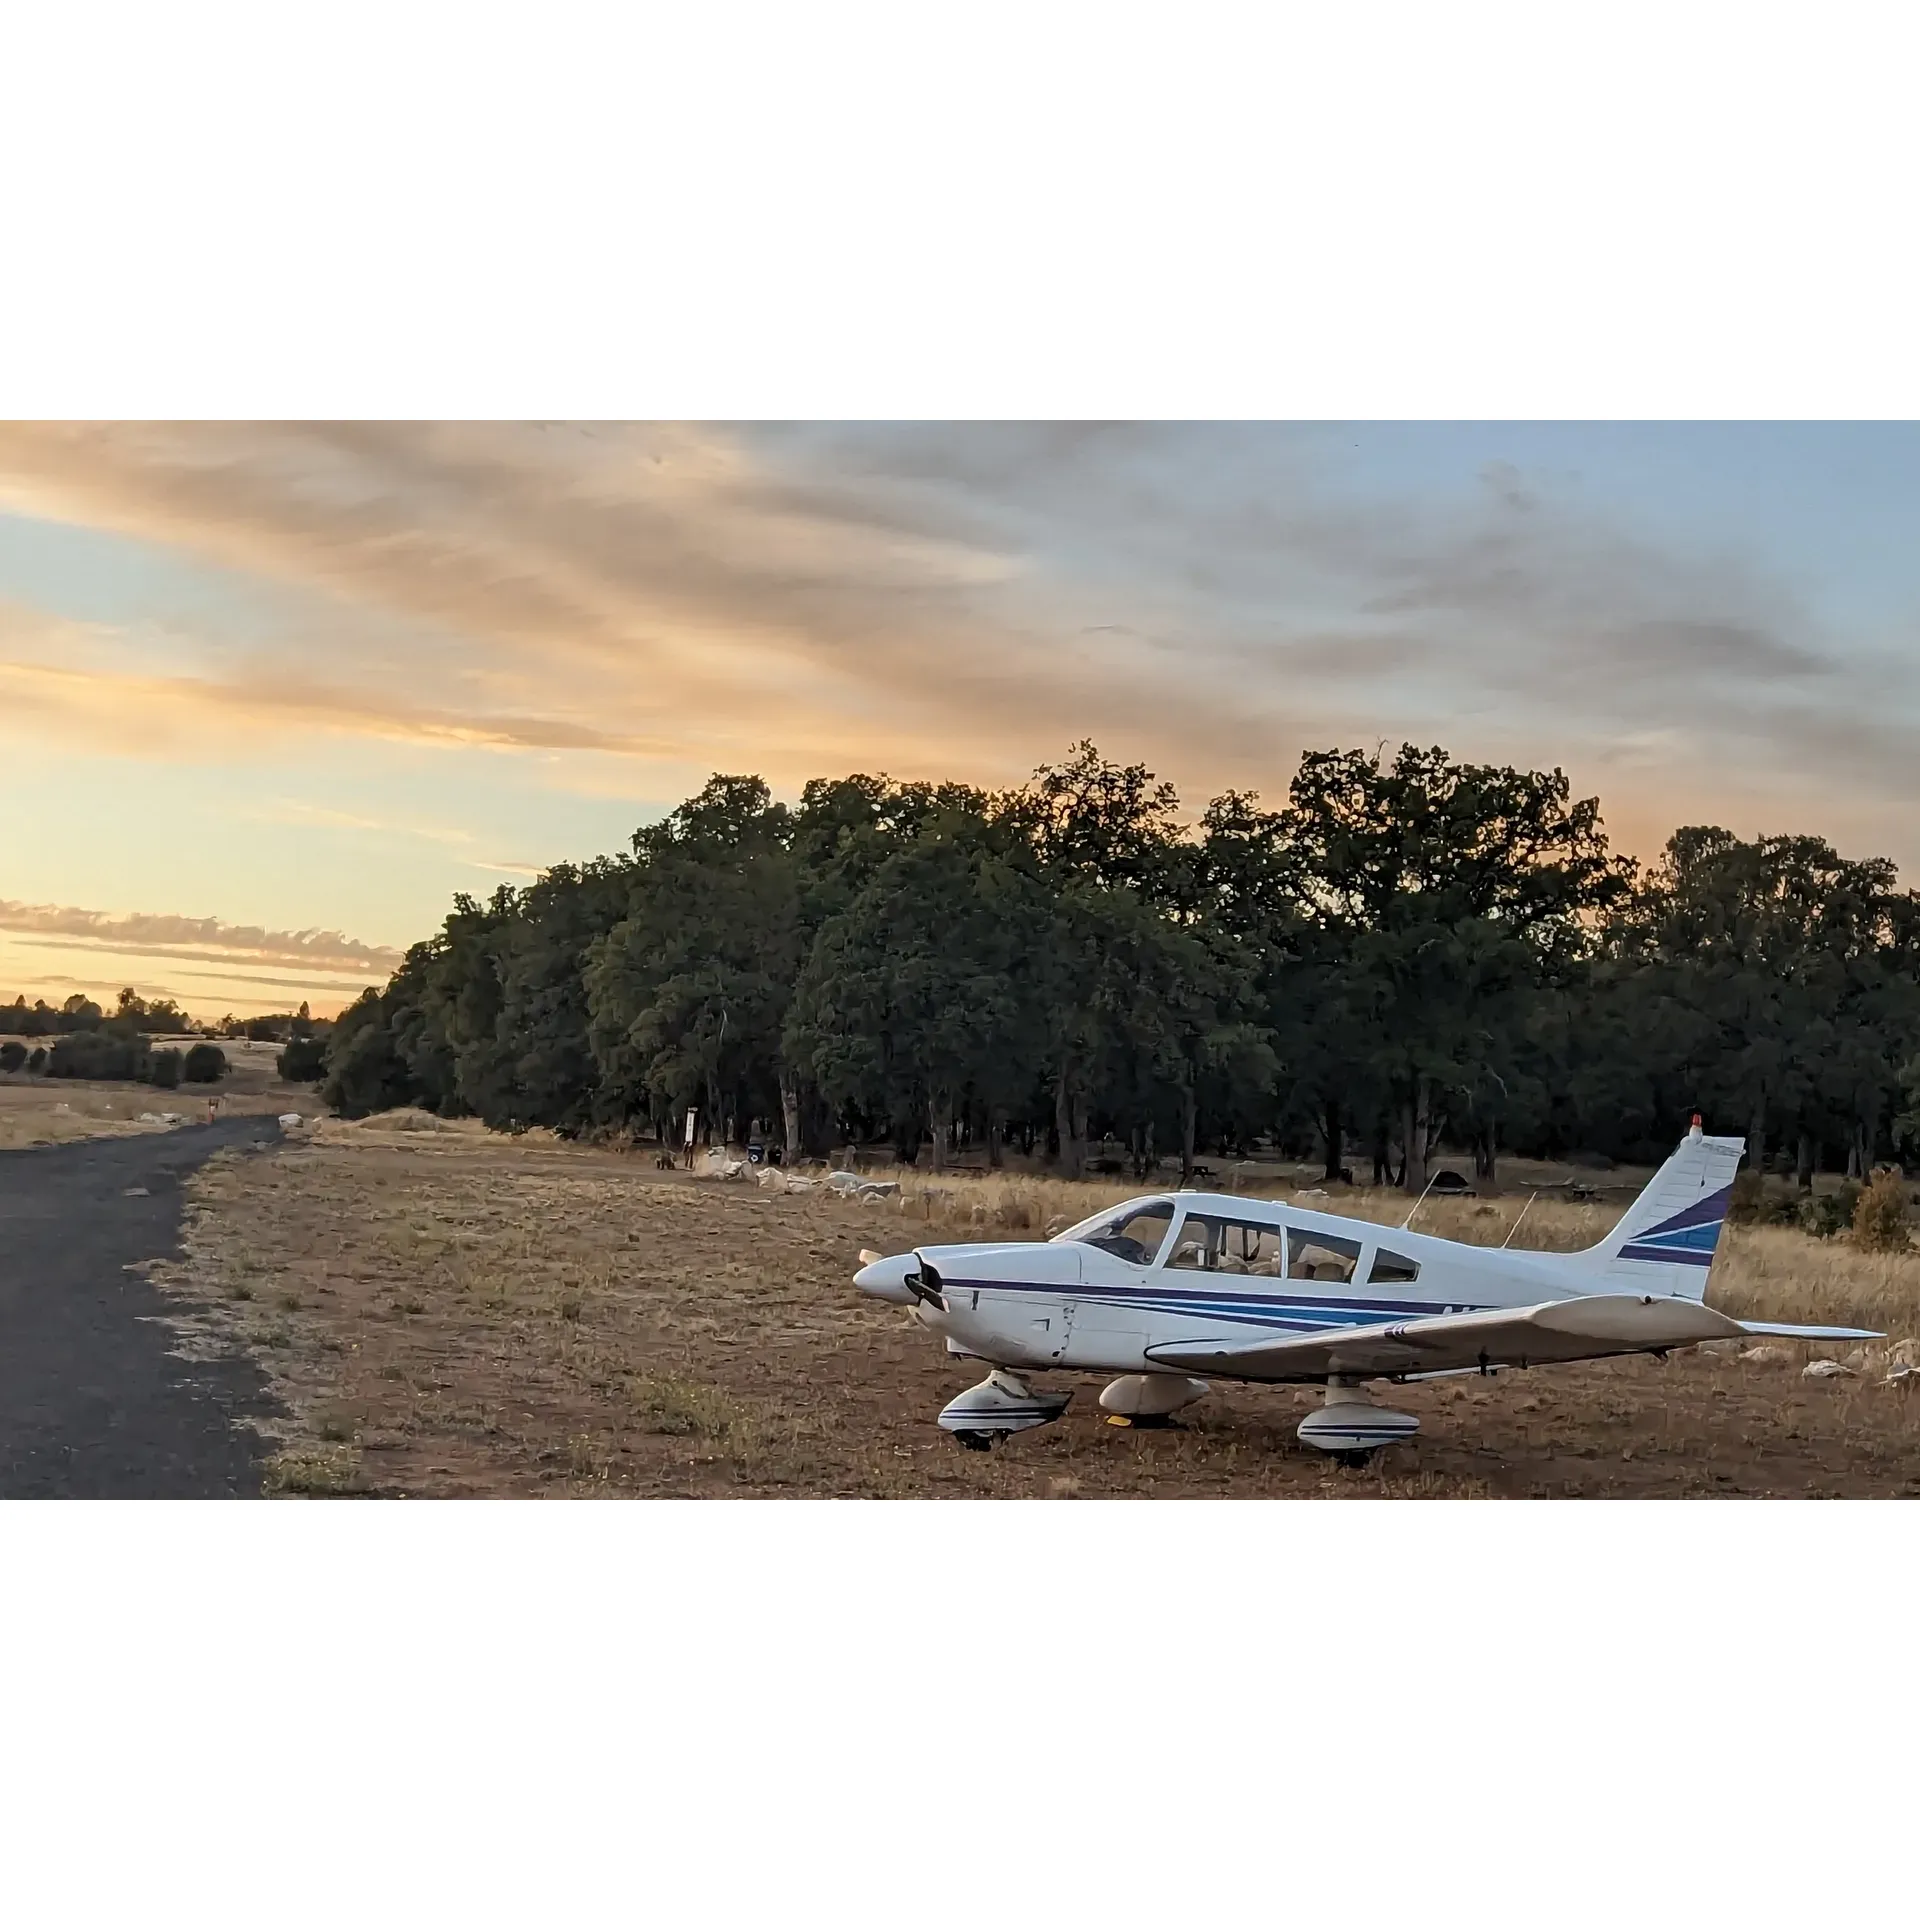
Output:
[
  {"xmin": 142, "ymin": 1128, "xmax": 1920, "ymax": 1498},
  {"xmin": 0, "ymin": 1037, "xmax": 324, "ymax": 1150}
]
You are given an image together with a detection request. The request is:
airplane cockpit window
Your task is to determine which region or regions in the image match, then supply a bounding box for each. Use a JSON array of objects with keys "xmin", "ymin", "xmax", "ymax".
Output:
[
  {"xmin": 1067, "ymin": 1201, "xmax": 1175, "ymax": 1266},
  {"xmin": 1368, "ymin": 1248, "xmax": 1420, "ymax": 1283},
  {"xmin": 1165, "ymin": 1214, "xmax": 1285, "ymax": 1274},
  {"xmin": 1287, "ymin": 1228, "xmax": 1363, "ymax": 1284}
]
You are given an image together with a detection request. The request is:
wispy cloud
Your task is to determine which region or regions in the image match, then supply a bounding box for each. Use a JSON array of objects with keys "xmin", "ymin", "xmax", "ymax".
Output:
[
  {"xmin": 1, "ymin": 421, "xmax": 1917, "ymax": 868},
  {"xmin": 0, "ymin": 899, "xmax": 401, "ymax": 975}
]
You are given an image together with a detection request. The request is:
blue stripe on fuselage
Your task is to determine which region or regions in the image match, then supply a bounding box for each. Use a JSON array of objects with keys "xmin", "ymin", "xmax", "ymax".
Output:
[{"xmin": 944, "ymin": 1273, "xmax": 1484, "ymax": 1330}]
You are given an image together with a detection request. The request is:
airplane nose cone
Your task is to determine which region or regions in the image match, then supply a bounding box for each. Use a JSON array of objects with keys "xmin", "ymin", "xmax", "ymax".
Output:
[{"xmin": 855, "ymin": 1253, "xmax": 917, "ymax": 1305}]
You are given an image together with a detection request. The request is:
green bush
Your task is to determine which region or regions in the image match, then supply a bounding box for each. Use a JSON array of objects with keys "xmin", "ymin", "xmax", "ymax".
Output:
[
  {"xmin": 1802, "ymin": 1181, "xmax": 1862, "ymax": 1240},
  {"xmin": 277, "ymin": 1035, "xmax": 327, "ymax": 1082},
  {"xmin": 27, "ymin": 1046, "xmax": 45, "ymax": 1072},
  {"xmin": 148, "ymin": 1048, "xmax": 182, "ymax": 1089},
  {"xmin": 0, "ymin": 1040, "xmax": 25, "ymax": 1074},
  {"xmin": 182, "ymin": 1042, "xmax": 228, "ymax": 1084},
  {"xmin": 45, "ymin": 1031, "xmax": 153, "ymax": 1081},
  {"xmin": 1728, "ymin": 1168, "xmax": 1799, "ymax": 1226}
]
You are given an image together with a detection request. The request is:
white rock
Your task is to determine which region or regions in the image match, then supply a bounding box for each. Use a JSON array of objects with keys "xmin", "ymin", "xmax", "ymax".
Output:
[
  {"xmin": 1802, "ymin": 1358, "xmax": 1855, "ymax": 1380},
  {"xmin": 826, "ymin": 1170, "xmax": 899, "ymax": 1199},
  {"xmin": 1879, "ymin": 1365, "xmax": 1916, "ymax": 1388},
  {"xmin": 277, "ymin": 1113, "xmax": 303, "ymax": 1129},
  {"xmin": 1742, "ymin": 1344, "xmax": 1790, "ymax": 1364}
]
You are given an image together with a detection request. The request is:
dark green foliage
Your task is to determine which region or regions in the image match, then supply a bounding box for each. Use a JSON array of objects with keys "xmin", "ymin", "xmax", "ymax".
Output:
[
  {"xmin": 27, "ymin": 1046, "xmax": 45, "ymax": 1072},
  {"xmin": 321, "ymin": 987, "xmax": 424, "ymax": 1118},
  {"xmin": 108, "ymin": 988, "xmax": 193, "ymax": 1035},
  {"xmin": 1803, "ymin": 1181, "xmax": 1862, "ymax": 1239},
  {"xmin": 0, "ymin": 1040, "xmax": 25, "ymax": 1073},
  {"xmin": 309, "ymin": 739, "xmax": 1920, "ymax": 1187},
  {"xmin": 277, "ymin": 1036, "xmax": 328, "ymax": 1082},
  {"xmin": 148, "ymin": 1048, "xmax": 183, "ymax": 1090},
  {"xmin": 181, "ymin": 1042, "xmax": 228, "ymax": 1083},
  {"xmin": 45, "ymin": 1031, "xmax": 154, "ymax": 1080}
]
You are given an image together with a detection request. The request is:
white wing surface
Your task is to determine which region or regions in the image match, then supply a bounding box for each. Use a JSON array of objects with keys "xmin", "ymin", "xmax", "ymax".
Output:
[{"xmin": 1144, "ymin": 1294, "xmax": 1757, "ymax": 1383}]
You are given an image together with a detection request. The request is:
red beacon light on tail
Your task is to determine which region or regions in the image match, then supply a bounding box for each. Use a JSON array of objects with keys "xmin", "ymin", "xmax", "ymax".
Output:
[{"xmin": 1689, "ymin": 1113, "xmax": 1704, "ymax": 1137}]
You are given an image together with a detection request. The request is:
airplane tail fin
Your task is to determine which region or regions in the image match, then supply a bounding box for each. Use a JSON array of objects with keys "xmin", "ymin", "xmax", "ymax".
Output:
[{"xmin": 1566, "ymin": 1121, "xmax": 1746, "ymax": 1301}]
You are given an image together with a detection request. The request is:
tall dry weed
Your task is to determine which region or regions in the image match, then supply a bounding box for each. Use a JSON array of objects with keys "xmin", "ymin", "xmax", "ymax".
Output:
[{"xmin": 1852, "ymin": 1167, "xmax": 1911, "ymax": 1254}]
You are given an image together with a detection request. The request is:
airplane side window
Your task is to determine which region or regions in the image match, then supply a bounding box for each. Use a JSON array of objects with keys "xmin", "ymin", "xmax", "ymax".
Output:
[
  {"xmin": 1368, "ymin": 1249, "xmax": 1420, "ymax": 1284},
  {"xmin": 1164, "ymin": 1214, "xmax": 1284, "ymax": 1273},
  {"xmin": 1286, "ymin": 1229, "xmax": 1362, "ymax": 1284},
  {"xmin": 1077, "ymin": 1202, "xmax": 1174, "ymax": 1265}
]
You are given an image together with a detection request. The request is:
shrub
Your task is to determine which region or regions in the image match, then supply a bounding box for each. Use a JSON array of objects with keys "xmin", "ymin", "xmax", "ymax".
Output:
[
  {"xmin": 148, "ymin": 1048, "xmax": 182, "ymax": 1089},
  {"xmin": 44, "ymin": 1030, "xmax": 153, "ymax": 1081},
  {"xmin": 182, "ymin": 1042, "xmax": 228, "ymax": 1083},
  {"xmin": 1852, "ymin": 1166, "xmax": 1911, "ymax": 1253},
  {"xmin": 1730, "ymin": 1169, "xmax": 1800, "ymax": 1228},
  {"xmin": 27, "ymin": 1046, "xmax": 45, "ymax": 1072},
  {"xmin": 0, "ymin": 1040, "xmax": 25, "ymax": 1074},
  {"xmin": 277, "ymin": 1035, "xmax": 327, "ymax": 1082},
  {"xmin": 1802, "ymin": 1180, "xmax": 1862, "ymax": 1240}
]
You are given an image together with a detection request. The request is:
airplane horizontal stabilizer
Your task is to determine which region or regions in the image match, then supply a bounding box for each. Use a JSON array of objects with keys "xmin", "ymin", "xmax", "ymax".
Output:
[
  {"xmin": 1144, "ymin": 1294, "xmax": 1749, "ymax": 1384},
  {"xmin": 1735, "ymin": 1319, "xmax": 1882, "ymax": 1342}
]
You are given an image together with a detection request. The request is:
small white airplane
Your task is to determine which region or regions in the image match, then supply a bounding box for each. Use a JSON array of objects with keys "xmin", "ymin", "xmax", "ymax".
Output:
[{"xmin": 855, "ymin": 1121, "xmax": 1881, "ymax": 1459}]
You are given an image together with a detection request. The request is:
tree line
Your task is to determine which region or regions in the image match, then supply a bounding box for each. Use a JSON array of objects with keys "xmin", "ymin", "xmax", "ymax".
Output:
[
  {"xmin": 1, "ymin": 990, "xmax": 326, "ymax": 1046},
  {"xmin": 314, "ymin": 740, "xmax": 1920, "ymax": 1189}
]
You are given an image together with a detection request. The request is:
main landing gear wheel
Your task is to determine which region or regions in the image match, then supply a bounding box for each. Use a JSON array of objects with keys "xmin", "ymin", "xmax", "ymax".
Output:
[
  {"xmin": 1097, "ymin": 1374, "xmax": 1210, "ymax": 1426},
  {"xmin": 1296, "ymin": 1379, "xmax": 1420, "ymax": 1459}
]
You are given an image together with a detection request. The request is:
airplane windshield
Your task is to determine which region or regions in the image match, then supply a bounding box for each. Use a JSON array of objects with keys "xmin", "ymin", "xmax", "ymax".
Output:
[{"xmin": 1061, "ymin": 1200, "xmax": 1175, "ymax": 1265}]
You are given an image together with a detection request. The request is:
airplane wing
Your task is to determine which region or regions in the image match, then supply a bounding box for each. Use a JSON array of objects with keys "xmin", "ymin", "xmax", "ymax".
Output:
[
  {"xmin": 1143, "ymin": 1294, "xmax": 1762, "ymax": 1383},
  {"xmin": 1735, "ymin": 1319, "xmax": 1883, "ymax": 1340}
]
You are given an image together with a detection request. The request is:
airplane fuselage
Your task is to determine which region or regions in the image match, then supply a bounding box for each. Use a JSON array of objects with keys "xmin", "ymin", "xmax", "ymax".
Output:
[{"xmin": 861, "ymin": 1188, "xmax": 1596, "ymax": 1379}]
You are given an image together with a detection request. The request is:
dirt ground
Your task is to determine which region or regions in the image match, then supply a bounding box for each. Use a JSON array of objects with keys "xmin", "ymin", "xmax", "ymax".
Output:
[{"xmin": 149, "ymin": 1122, "xmax": 1920, "ymax": 1498}]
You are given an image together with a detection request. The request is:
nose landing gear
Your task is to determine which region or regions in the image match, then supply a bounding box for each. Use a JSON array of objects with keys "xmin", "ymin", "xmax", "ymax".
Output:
[{"xmin": 939, "ymin": 1370, "xmax": 1072, "ymax": 1448}]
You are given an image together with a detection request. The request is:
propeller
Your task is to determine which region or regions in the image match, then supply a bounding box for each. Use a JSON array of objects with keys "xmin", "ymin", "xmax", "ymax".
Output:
[{"xmin": 903, "ymin": 1256, "xmax": 947, "ymax": 1312}]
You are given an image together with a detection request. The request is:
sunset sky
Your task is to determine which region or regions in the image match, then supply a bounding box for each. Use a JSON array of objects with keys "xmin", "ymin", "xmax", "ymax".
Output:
[{"xmin": 5, "ymin": 421, "xmax": 1920, "ymax": 1017}]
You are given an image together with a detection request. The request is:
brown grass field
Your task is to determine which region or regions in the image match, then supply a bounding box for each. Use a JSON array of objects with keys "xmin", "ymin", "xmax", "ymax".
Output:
[
  {"xmin": 0, "ymin": 1037, "xmax": 325, "ymax": 1149},
  {"xmin": 128, "ymin": 1116, "xmax": 1920, "ymax": 1498}
]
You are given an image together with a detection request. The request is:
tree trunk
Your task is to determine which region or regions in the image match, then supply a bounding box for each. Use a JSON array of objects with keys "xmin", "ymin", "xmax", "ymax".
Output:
[
  {"xmin": 1748, "ymin": 1100, "xmax": 1767, "ymax": 1174},
  {"xmin": 1179, "ymin": 1079, "xmax": 1198, "ymax": 1187},
  {"xmin": 1796, "ymin": 1130, "xmax": 1814, "ymax": 1192},
  {"xmin": 1321, "ymin": 1097, "xmax": 1343, "ymax": 1182},
  {"xmin": 1054, "ymin": 1069, "xmax": 1085, "ymax": 1180},
  {"xmin": 987, "ymin": 1113, "xmax": 1004, "ymax": 1170},
  {"xmin": 780, "ymin": 1073, "xmax": 802, "ymax": 1166},
  {"xmin": 929, "ymin": 1092, "xmax": 949, "ymax": 1173},
  {"xmin": 1473, "ymin": 1122, "xmax": 1497, "ymax": 1186},
  {"xmin": 1400, "ymin": 1081, "xmax": 1430, "ymax": 1194},
  {"xmin": 1372, "ymin": 1121, "xmax": 1391, "ymax": 1187}
]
